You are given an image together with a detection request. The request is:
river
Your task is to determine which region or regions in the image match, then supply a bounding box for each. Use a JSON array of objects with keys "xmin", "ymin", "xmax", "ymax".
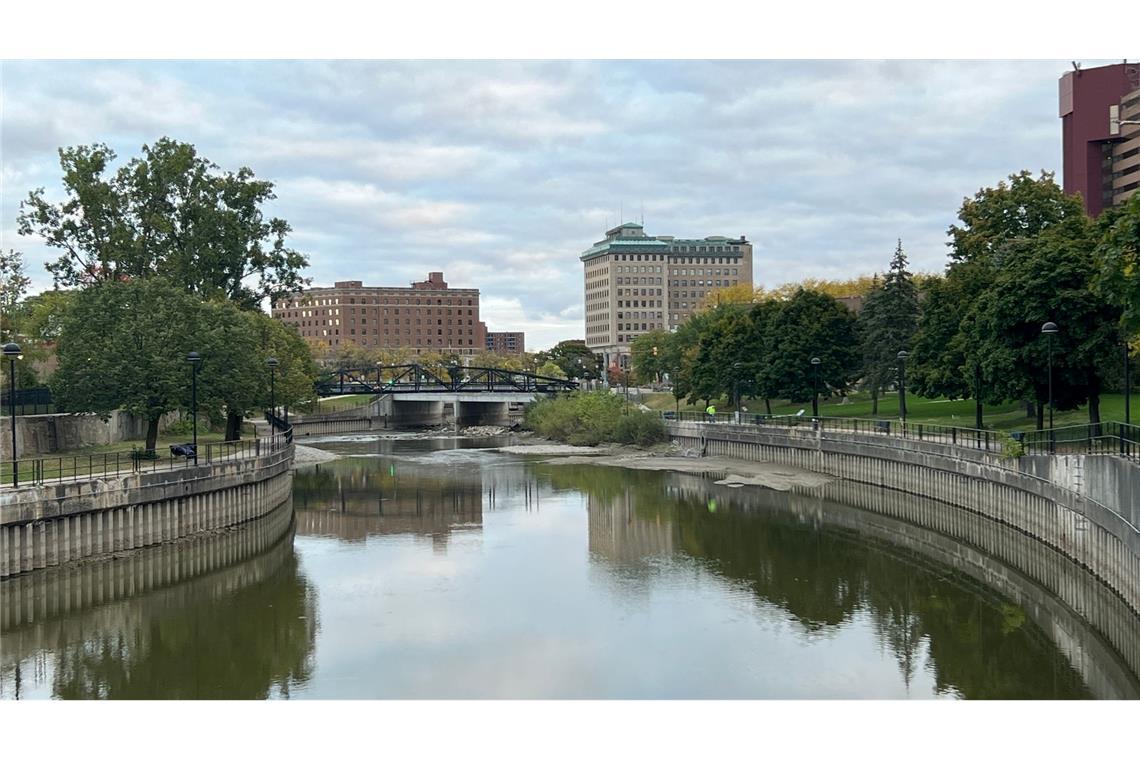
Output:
[{"xmin": 2, "ymin": 433, "xmax": 1137, "ymax": 699}]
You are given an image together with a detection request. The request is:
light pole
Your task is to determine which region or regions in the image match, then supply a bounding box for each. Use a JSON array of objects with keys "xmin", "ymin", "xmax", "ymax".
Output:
[
  {"xmin": 4, "ymin": 342, "xmax": 22, "ymax": 486},
  {"xmin": 732, "ymin": 361, "xmax": 742, "ymax": 423},
  {"xmin": 896, "ymin": 350, "xmax": 909, "ymax": 425},
  {"xmin": 1041, "ymin": 322, "xmax": 1059, "ymax": 448},
  {"xmin": 974, "ymin": 363, "xmax": 983, "ymax": 430},
  {"xmin": 266, "ymin": 357, "xmax": 279, "ymax": 418},
  {"xmin": 187, "ymin": 351, "xmax": 202, "ymax": 465},
  {"xmin": 1125, "ymin": 341, "xmax": 1132, "ymax": 427},
  {"xmin": 810, "ymin": 357, "xmax": 821, "ymax": 418}
]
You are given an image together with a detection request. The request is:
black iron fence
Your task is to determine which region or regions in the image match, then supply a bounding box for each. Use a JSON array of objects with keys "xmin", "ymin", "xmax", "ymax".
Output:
[
  {"xmin": 1, "ymin": 429, "xmax": 294, "ymax": 488},
  {"xmin": 265, "ymin": 411, "xmax": 294, "ymax": 445},
  {"xmin": 0, "ymin": 386, "xmax": 55, "ymax": 415},
  {"xmin": 663, "ymin": 412, "xmax": 1139, "ymax": 459}
]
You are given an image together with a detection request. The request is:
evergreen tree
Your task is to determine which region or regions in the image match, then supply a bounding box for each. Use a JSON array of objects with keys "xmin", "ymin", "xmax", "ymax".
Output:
[{"xmin": 857, "ymin": 240, "xmax": 920, "ymax": 414}]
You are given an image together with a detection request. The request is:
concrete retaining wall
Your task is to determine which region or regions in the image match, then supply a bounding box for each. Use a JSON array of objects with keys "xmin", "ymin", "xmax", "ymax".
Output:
[
  {"xmin": 0, "ymin": 441, "xmax": 294, "ymax": 578},
  {"xmin": 0, "ymin": 410, "xmax": 179, "ymax": 459},
  {"xmin": 666, "ymin": 421, "xmax": 1140, "ymax": 617}
]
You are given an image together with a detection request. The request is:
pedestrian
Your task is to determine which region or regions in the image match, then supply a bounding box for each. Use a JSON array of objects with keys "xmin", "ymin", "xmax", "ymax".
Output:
[{"xmin": 706, "ymin": 404, "xmax": 716, "ymax": 423}]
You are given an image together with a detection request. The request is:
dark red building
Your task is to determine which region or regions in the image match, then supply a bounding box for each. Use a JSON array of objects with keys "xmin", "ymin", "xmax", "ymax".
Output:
[{"xmin": 1059, "ymin": 61, "xmax": 1140, "ymax": 217}]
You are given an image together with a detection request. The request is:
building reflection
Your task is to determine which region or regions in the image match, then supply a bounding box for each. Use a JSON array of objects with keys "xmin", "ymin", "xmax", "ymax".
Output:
[
  {"xmin": 291, "ymin": 452, "xmax": 531, "ymax": 548},
  {"xmin": 0, "ymin": 500, "xmax": 316, "ymax": 699},
  {"xmin": 539, "ymin": 463, "xmax": 1140, "ymax": 700}
]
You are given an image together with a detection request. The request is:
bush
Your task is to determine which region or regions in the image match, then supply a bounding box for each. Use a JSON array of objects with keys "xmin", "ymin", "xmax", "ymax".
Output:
[
  {"xmin": 524, "ymin": 391, "xmax": 666, "ymax": 446},
  {"xmin": 164, "ymin": 418, "xmax": 195, "ymax": 436}
]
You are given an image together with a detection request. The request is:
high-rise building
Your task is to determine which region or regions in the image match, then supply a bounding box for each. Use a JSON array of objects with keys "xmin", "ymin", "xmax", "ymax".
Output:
[
  {"xmin": 271, "ymin": 271, "xmax": 487, "ymax": 355},
  {"xmin": 580, "ymin": 222, "xmax": 753, "ymax": 369},
  {"xmin": 485, "ymin": 331, "xmax": 525, "ymax": 355},
  {"xmin": 1059, "ymin": 61, "xmax": 1140, "ymax": 216}
]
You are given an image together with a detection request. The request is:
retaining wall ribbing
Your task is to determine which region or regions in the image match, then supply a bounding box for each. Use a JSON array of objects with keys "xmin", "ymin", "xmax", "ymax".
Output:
[
  {"xmin": 0, "ymin": 443, "xmax": 294, "ymax": 579},
  {"xmin": 666, "ymin": 421, "xmax": 1140, "ymax": 617}
]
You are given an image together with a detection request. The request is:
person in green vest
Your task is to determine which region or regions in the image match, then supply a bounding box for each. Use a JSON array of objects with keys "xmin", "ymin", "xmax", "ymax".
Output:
[{"xmin": 705, "ymin": 404, "xmax": 716, "ymax": 423}]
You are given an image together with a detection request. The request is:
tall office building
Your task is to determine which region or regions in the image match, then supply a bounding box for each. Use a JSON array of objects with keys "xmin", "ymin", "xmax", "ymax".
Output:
[
  {"xmin": 1059, "ymin": 61, "xmax": 1140, "ymax": 216},
  {"xmin": 272, "ymin": 271, "xmax": 487, "ymax": 355},
  {"xmin": 581, "ymin": 222, "xmax": 753, "ymax": 370}
]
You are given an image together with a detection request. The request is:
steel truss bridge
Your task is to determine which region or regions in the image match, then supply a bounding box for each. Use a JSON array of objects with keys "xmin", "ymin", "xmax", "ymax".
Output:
[{"xmin": 315, "ymin": 364, "xmax": 578, "ymax": 396}]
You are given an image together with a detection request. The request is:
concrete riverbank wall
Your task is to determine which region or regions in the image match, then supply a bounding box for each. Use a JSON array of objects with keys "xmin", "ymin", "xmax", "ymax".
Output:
[
  {"xmin": 0, "ymin": 410, "xmax": 180, "ymax": 459},
  {"xmin": 0, "ymin": 440, "xmax": 294, "ymax": 579},
  {"xmin": 666, "ymin": 421, "xmax": 1140, "ymax": 617}
]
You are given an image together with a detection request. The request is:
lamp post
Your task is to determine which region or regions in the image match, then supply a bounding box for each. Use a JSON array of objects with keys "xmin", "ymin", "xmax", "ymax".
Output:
[
  {"xmin": 1125, "ymin": 341, "xmax": 1132, "ymax": 427},
  {"xmin": 732, "ymin": 361, "xmax": 742, "ymax": 424},
  {"xmin": 896, "ymin": 350, "xmax": 909, "ymax": 425},
  {"xmin": 266, "ymin": 357, "xmax": 279, "ymax": 418},
  {"xmin": 974, "ymin": 363, "xmax": 983, "ymax": 430},
  {"xmin": 1041, "ymin": 323, "xmax": 1058, "ymax": 443},
  {"xmin": 810, "ymin": 357, "xmax": 821, "ymax": 418},
  {"xmin": 187, "ymin": 352, "xmax": 202, "ymax": 465},
  {"xmin": 4, "ymin": 342, "xmax": 22, "ymax": 486}
]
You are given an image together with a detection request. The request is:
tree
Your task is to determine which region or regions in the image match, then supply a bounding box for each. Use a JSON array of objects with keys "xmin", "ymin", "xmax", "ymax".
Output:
[
  {"xmin": 965, "ymin": 219, "xmax": 1119, "ymax": 429},
  {"xmin": 1095, "ymin": 193, "xmax": 1140, "ymax": 337},
  {"xmin": 629, "ymin": 330, "xmax": 673, "ymax": 384},
  {"xmin": 912, "ymin": 171, "xmax": 1090, "ymax": 420},
  {"xmin": 764, "ymin": 289, "xmax": 861, "ymax": 402},
  {"xmin": 857, "ymin": 240, "xmax": 920, "ymax": 414},
  {"xmin": 18, "ymin": 138, "xmax": 308, "ymax": 308},
  {"xmin": 1, "ymin": 249, "xmax": 31, "ymax": 342},
  {"xmin": 52, "ymin": 278, "xmax": 204, "ymax": 450},
  {"xmin": 545, "ymin": 339, "xmax": 601, "ymax": 380}
]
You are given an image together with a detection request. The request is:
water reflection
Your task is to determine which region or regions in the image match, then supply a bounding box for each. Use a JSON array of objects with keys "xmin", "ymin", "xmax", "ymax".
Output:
[
  {"xmin": 543, "ymin": 463, "xmax": 1139, "ymax": 699},
  {"xmin": 0, "ymin": 500, "xmax": 316, "ymax": 699},
  {"xmin": 3, "ymin": 436, "xmax": 1136, "ymax": 699}
]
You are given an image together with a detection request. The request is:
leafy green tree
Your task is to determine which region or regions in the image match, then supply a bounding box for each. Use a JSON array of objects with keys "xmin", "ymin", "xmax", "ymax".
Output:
[
  {"xmin": 18, "ymin": 138, "xmax": 308, "ymax": 308},
  {"xmin": 687, "ymin": 305, "xmax": 757, "ymax": 408},
  {"xmin": 1095, "ymin": 193, "xmax": 1140, "ymax": 337},
  {"xmin": 857, "ymin": 240, "xmax": 920, "ymax": 414},
  {"xmin": 536, "ymin": 360, "xmax": 568, "ymax": 380},
  {"xmin": 912, "ymin": 171, "xmax": 1091, "ymax": 421},
  {"xmin": 965, "ymin": 218, "xmax": 1119, "ymax": 428},
  {"xmin": 252, "ymin": 314, "xmax": 320, "ymax": 413},
  {"xmin": 1, "ymin": 249, "xmax": 31, "ymax": 342},
  {"xmin": 545, "ymin": 339, "xmax": 601, "ymax": 380},
  {"xmin": 629, "ymin": 329, "xmax": 673, "ymax": 384},
  {"xmin": 764, "ymin": 289, "xmax": 861, "ymax": 402},
  {"xmin": 52, "ymin": 278, "xmax": 203, "ymax": 450}
]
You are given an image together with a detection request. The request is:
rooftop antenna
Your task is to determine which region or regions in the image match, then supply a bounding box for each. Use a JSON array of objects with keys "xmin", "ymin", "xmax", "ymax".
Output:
[
  {"xmin": 640, "ymin": 200, "xmax": 644, "ymax": 226},
  {"xmin": 620, "ymin": 202, "xmax": 623, "ymax": 224}
]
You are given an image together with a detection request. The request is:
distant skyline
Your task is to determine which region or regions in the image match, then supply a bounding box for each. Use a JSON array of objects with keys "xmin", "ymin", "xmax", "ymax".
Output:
[{"xmin": 0, "ymin": 60, "xmax": 1113, "ymax": 349}]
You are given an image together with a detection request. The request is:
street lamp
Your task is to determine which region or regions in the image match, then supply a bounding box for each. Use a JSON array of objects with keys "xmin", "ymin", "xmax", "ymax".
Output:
[
  {"xmin": 3, "ymin": 342, "xmax": 22, "ymax": 486},
  {"xmin": 1124, "ymin": 341, "xmax": 1132, "ymax": 427},
  {"xmin": 266, "ymin": 357, "xmax": 279, "ymax": 418},
  {"xmin": 896, "ymin": 351, "xmax": 909, "ymax": 424},
  {"xmin": 1041, "ymin": 322, "xmax": 1059, "ymax": 445},
  {"xmin": 810, "ymin": 357, "xmax": 821, "ymax": 418},
  {"xmin": 187, "ymin": 351, "xmax": 202, "ymax": 465},
  {"xmin": 732, "ymin": 361, "xmax": 742, "ymax": 424},
  {"xmin": 1109, "ymin": 105, "xmax": 1140, "ymax": 136}
]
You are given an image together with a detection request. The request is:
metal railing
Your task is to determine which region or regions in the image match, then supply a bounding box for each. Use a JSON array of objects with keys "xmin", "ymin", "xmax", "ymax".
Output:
[
  {"xmin": 2, "ymin": 424, "xmax": 295, "ymax": 488},
  {"xmin": 662, "ymin": 412, "xmax": 1140, "ymax": 459}
]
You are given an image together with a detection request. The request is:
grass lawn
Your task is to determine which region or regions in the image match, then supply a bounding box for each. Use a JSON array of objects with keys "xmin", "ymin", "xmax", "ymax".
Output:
[{"xmin": 639, "ymin": 390, "xmax": 1139, "ymax": 431}]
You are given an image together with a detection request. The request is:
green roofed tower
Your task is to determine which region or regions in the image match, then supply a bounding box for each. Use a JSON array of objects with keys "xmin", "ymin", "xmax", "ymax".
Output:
[{"xmin": 581, "ymin": 222, "xmax": 753, "ymax": 373}]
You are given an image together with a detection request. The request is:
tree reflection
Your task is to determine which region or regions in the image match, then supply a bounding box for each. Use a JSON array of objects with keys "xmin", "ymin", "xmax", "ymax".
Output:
[{"xmin": 538, "ymin": 463, "xmax": 1095, "ymax": 699}]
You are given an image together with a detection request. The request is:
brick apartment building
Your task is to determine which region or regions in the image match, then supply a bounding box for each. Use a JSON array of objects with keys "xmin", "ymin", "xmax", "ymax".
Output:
[
  {"xmin": 272, "ymin": 271, "xmax": 488, "ymax": 355},
  {"xmin": 485, "ymin": 331, "xmax": 525, "ymax": 354}
]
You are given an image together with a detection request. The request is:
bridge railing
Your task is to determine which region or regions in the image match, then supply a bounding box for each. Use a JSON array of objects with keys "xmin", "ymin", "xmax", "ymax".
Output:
[{"xmin": 315, "ymin": 364, "xmax": 578, "ymax": 395}]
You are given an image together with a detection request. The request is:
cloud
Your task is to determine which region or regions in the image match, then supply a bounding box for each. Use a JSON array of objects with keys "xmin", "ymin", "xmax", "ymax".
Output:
[{"xmin": 2, "ymin": 59, "xmax": 1095, "ymax": 349}]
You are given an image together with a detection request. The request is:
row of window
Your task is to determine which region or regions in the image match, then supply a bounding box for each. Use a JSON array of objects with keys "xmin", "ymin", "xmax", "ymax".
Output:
[{"xmin": 279, "ymin": 296, "xmax": 477, "ymax": 308}]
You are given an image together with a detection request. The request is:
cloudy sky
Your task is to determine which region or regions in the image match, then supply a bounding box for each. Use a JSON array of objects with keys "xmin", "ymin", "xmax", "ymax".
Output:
[{"xmin": 0, "ymin": 60, "xmax": 1104, "ymax": 349}]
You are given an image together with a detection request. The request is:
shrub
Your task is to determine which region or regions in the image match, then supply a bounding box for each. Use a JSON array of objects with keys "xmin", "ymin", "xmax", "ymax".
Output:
[{"xmin": 524, "ymin": 391, "xmax": 666, "ymax": 446}]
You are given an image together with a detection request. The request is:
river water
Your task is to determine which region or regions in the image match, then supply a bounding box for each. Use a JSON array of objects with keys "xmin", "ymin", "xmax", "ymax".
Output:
[{"xmin": 2, "ymin": 434, "xmax": 1138, "ymax": 699}]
